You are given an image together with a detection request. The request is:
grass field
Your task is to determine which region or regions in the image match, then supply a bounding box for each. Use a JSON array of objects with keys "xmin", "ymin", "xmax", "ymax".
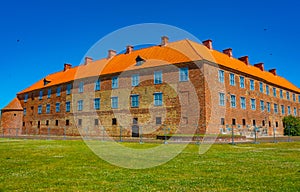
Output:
[{"xmin": 0, "ymin": 139, "xmax": 299, "ymax": 191}]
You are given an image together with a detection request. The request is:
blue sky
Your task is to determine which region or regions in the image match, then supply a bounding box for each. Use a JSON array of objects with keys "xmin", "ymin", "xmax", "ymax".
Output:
[{"xmin": 0, "ymin": 0, "xmax": 300, "ymax": 109}]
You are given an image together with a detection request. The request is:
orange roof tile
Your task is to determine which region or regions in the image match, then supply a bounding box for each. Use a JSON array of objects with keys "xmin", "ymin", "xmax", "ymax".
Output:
[
  {"xmin": 17, "ymin": 39, "xmax": 300, "ymax": 95},
  {"xmin": 2, "ymin": 98, "xmax": 23, "ymax": 111},
  {"xmin": 18, "ymin": 40, "xmax": 199, "ymax": 94},
  {"xmin": 211, "ymin": 50, "xmax": 300, "ymax": 93}
]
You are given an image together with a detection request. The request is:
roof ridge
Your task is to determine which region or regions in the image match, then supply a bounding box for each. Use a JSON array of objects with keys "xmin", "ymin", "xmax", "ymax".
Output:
[
  {"xmin": 211, "ymin": 50, "xmax": 300, "ymax": 93},
  {"xmin": 184, "ymin": 39, "xmax": 204, "ymax": 60},
  {"xmin": 2, "ymin": 98, "xmax": 23, "ymax": 111}
]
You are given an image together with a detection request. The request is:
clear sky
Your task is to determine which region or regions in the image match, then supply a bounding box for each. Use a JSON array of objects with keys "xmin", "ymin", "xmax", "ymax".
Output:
[{"xmin": 0, "ymin": 0, "xmax": 300, "ymax": 109}]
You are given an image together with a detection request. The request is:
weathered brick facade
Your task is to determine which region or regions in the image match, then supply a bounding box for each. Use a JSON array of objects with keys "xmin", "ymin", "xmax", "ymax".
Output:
[
  {"xmin": 1, "ymin": 37, "xmax": 299, "ymax": 137},
  {"xmin": 1, "ymin": 98, "xmax": 23, "ymax": 135}
]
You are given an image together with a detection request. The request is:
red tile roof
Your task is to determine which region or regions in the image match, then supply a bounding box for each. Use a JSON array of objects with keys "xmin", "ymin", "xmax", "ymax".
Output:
[
  {"xmin": 211, "ymin": 50, "xmax": 300, "ymax": 92},
  {"xmin": 2, "ymin": 98, "xmax": 23, "ymax": 111},
  {"xmin": 17, "ymin": 39, "xmax": 300, "ymax": 94}
]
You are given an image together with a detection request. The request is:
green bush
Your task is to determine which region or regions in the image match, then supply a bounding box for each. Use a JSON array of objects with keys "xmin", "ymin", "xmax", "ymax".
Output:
[{"xmin": 282, "ymin": 115, "xmax": 300, "ymax": 136}]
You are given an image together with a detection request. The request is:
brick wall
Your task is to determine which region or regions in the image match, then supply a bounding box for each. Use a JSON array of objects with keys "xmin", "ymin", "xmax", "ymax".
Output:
[
  {"xmin": 1, "ymin": 110, "xmax": 23, "ymax": 135},
  {"xmin": 14, "ymin": 61, "xmax": 300, "ymax": 137}
]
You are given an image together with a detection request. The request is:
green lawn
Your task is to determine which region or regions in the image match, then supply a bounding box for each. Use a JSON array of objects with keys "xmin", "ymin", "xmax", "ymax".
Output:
[{"xmin": 0, "ymin": 139, "xmax": 299, "ymax": 191}]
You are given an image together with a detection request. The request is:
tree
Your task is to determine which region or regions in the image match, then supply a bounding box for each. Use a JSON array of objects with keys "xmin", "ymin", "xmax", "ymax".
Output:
[{"xmin": 282, "ymin": 115, "xmax": 300, "ymax": 136}]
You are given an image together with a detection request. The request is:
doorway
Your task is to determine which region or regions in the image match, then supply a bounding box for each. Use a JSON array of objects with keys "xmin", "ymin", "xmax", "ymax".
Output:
[{"xmin": 132, "ymin": 118, "xmax": 139, "ymax": 137}]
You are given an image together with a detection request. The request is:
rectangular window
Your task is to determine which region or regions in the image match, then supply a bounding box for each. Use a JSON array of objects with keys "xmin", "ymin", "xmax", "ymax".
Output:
[
  {"xmin": 286, "ymin": 92, "xmax": 290, "ymax": 100},
  {"xmin": 221, "ymin": 118, "xmax": 225, "ymax": 125},
  {"xmin": 250, "ymin": 79, "xmax": 255, "ymax": 90},
  {"xmin": 293, "ymin": 93, "xmax": 296, "ymax": 102},
  {"xmin": 218, "ymin": 70, "xmax": 224, "ymax": 83},
  {"xmin": 23, "ymin": 108, "xmax": 26, "ymax": 116},
  {"xmin": 274, "ymin": 104, "xmax": 278, "ymax": 114},
  {"xmin": 230, "ymin": 95, "xmax": 236, "ymax": 108},
  {"xmin": 154, "ymin": 92, "xmax": 163, "ymax": 106},
  {"xmin": 156, "ymin": 117, "xmax": 162, "ymax": 125},
  {"xmin": 131, "ymin": 74, "xmax": 139, "ymax": 87},
  {"xmin": 229, "ymin": 73, "xmax": 235, "ymax": 86},
  {"xmin": 281, "ymin": 105, "xmax": 285, "ymax": 114},
  {"xmin": 46, "ymin": 120, "xmax": 49, "ymax": 126},
  {"xmin": 288, "ymin": 106, "xmax": 291, "ymax": 115},
  {"xmin": 267, "ymin": 102, "xmax": 270, "ymax": 113},
  {"xmin": 131, "ymin": 95, "xmax": 139, "ymax": 108},
  {"xmin": 260, "ymin": 100, "xmax": 264, "ymax": 111},
  {"xmin": 24, "ymin": 94, "xmax": 28, "ymax": 102},
  {"xmin": 273, "ymin": 87, "xmax": 277, "ymax": 97},
  {"xmin": 154, "ymin": 71, "xmax": 162, "ymax": 84},
  {"xmin": 66, "ymin": 101, "xmax": 70, "ymax": 112},
  {"xmin": 95, "ymin": 79, "xmax": 101, "ymax": 91},
  {"xmin": 78, "ymin": 100, "xmax": 83, "ymax": 111},
  {"xmin": 280, "ymin": 89, "xmax": 283, "ymax": 99},
  {"xmin": 266, "ymin": 85, "xmax": 269, "ymax": 95},
  {"xmin": 111, "ymin": 97, "xmax": 118, "ymax": 109},
  {"xmin": 66, "ymin": 119, "xmax": 70, "ymax": 126},
  {"xmin": 112, "ymin": 76, "xmax": 119, "ymax": 89},
  {"xmin": 239, "ymin": 76, "xmax": 245, "ymax": 88},
  {"xmin": 55, "ymin": 120, "xmax": 59, "ymax": 126},
  {"xmin": 66, "ymin": 84, "xmax": 72, "ymax": 95},
  {"xmin": 232, "ymin": 119, "xmax": 236, "ymax": 126},
  {"xmin": 259, "ymin": 82, "xmax": 263, "ymax": 93},
  {"xmin": 240, "ymin": 97, "xmax": 246, "ymax": 109},
  {"xmin": 55, "ymin": 103, "xmax": 60, "ymax": 113},
  {"xmin": 179, "ymin": 67, "xmax": 189, "ymax": 82},
  {"xmin": 112, "ymin": 118, "xmax": 117, "ymax": 125},
  {"xmin": 242, "ymin": 119, "xmax": 246, "ymax": 126},
  {"xmin": 94, "ymin": 98, "xmax": 100, "ymax": 110},
  {"xmin": 251, "ymin": 98, "xmax": 256, "ymax": 110},
  {"xmin": 46, "ymin": 104, "xmax": 50, "ymax": 114},
  {"xmin": 47, "ymin": 88, "xmax": 51, "ymax": 98},
  {"xmin": 78, "ymin": 119, "xmax": 82, "ymax": 126},
  {"xmin": 56, "ymin": 86, "xmax": 61, "ymax": 97},
  {"xmin": 219, "ymin": 93, "xmax": 225, "ymax": 106},
  {"xmin": 294, "ymin": 107, "xmax": 297, "ymax": 116},
  {"xmin": 38, "ymin": 105, "xmax": 42, "ymax": 114},
  {"xmin": 94, "ymin": 119, "xmax": 99, "ymax": 126},
  {"xmin": 79, "ymin": 81, "xmax": 84, "ymax": 93},
  {"xmin": 39, "ymin": 90, "xmax": 43, "ymax": 100}
]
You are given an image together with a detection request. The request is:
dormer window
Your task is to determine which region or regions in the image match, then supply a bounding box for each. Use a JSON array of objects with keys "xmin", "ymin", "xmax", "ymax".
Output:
[
  {"xmin": 43, "ymin": 78, "xmax": 51, "ymax": 86},
  {"xmin": 135, "ymin": 55, "xmax": 145, "ymax": 66}
]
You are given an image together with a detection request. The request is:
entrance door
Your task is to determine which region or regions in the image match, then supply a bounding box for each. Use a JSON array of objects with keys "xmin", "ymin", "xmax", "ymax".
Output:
[{"xmin": 132, "ymin": 118, "xmax": 139, "ymax": 137}]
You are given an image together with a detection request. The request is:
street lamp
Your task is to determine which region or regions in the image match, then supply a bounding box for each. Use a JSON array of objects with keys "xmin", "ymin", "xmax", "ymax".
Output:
[
  {"xmin": 253, "ymin": 125, "xmax": 259, "ymax": 144},
  {"xmin": 288, "ymin": 124, "xmax": 291, "ymax": 142},
  {"xmin": 231, "ymin": 124, "xmax": 235, "ymax": 145},
  {"xmin": 273, "ymin": 124, "xmax": 277, "ymax": 143}
]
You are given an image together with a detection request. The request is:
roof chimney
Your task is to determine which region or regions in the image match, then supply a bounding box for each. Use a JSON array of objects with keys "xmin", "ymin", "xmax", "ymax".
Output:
[
  {"xmin": 223, "ymin": 48, "xmax": 233, "ymax": 57},
  {"xmin": 254, "ymin": 63, "xmax": 264, "ymax": 71},
  {"xmin": 84, "ymin": 57, "xmax": 93, "ymax": 65},
  {"xmin": 64, "ymin": 63, "xmax": 72, "ymax": 71},
  {"xmin": 161, "ymin": 36, "xmax": 169, "ymax": 46},
  {"xmin": 238, "ymin": 56, "xmax": 249, "ymax": 65},
  {"xmin": 269, "ymin": 68, "xmax": 277, "ymax": 76},
  {"xmin": 107, "ymin": 49, "xmax": 116, "ymax": 59},
  {"xmin": 202, "ymin": 39, "xmax": 213, "ymax": 50},
  {"xmin": 125, "ymin": 45, "xmax": 133, "ymax": 54}
]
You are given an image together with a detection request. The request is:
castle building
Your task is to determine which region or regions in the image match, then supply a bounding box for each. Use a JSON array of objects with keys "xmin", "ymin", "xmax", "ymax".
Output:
[{"xmin": 1, "ymin": 37, "xmax": 299, "ymax": 137}]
